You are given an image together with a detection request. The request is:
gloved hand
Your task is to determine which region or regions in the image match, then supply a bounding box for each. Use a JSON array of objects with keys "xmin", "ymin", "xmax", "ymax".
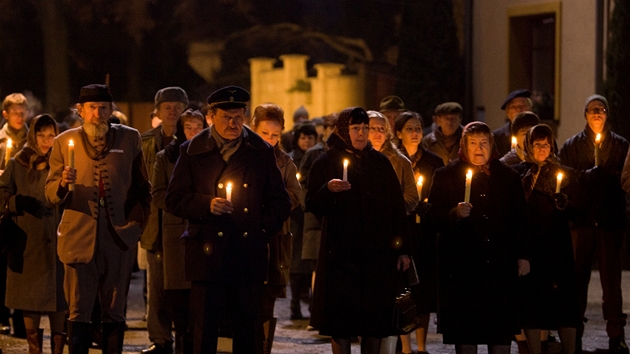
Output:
[
  {"xmin": 415, "ymin": 201, "xmax": 432, "ymax": 218},
  {"xmin": 15, "ymin": 195, "xmax": 41, "ymax": 216},
  {"xmin": 553, "ymin": 193, "xmax": 568, "ymax": 211}
]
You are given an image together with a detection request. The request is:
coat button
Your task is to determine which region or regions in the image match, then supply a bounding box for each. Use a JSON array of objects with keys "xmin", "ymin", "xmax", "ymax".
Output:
[
  {"xmin": 243, "ymin": 183, "xmax": 248, "ymax": 188},
  {"xmin": 244, "ymin": 208, "xmax": 249, "ymax": 213},
  {"xmin": 218, "ymin": 183, "xmax": 224, "ymax": 189},
  {"xmin": 218, "ymin": 232, "xmax": 223, "ymax": 237},
  {"xmin": 243, "ymin": 232, "xmax": 248, "ymax": 237}
]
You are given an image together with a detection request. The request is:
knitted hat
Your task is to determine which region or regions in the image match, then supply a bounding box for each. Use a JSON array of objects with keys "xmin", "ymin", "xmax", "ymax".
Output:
[
  {"xmin": 293, "ymin": 106, "xmax": 309, "ymax": 122},
  {"xmin": 584, "ymin": 94, "xmax": 609, "ymax": 115}
]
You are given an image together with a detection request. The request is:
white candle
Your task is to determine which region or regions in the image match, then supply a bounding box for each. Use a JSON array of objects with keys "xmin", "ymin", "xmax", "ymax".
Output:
[
  {"xmin": 226, "ymin": 182, "xmax": 232, "ymax": 202},
  {"xmin": 68, "ymin": 140, "xmax": 75, "ymax": 191},
  {"xmin": 4, "ymin": 138, "xmax": 12, "ymax": 167},
  {"xmin": 594, "ymin": 133, "xmax": 601, "ymax": 167},
  {"xmin": 417, "ymin": 175, "xmax": 424, "ymax": 199},
  {"xmin": 296, "ymin": 172, "xmax": 301, "ymax": 182},
  {"xmin": 343, "ymin": 159, "xmax": 348, "ymax": 181},
  {"xmin": 556, "ymin": 172, "xmax": 563, "ymax": 193},
  {"xmin": 511, "ymin": 136, "xmax": 517, "ymax": 151},
  {"xmin": 464, "ymin": 169, "xmax": 472, "ymax": 203}
]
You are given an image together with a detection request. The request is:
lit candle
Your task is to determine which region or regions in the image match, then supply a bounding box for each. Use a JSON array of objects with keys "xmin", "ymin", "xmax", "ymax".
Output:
[
  {"xmin": 4, "ymin": 138, "xmax": 11, "ymax": 167},
  {"xmin": 464, "ymin": 169, "xmax": 472, "ymax": 203},
  {"xmin": 68, "ymin": 140, "xmax": 75, "ymax": 191},
  {"xmin": 296, "ymin": 172, "xmax": 301, "ymax": 182},
  {"xmin": 417, "ymin": 175, "xmax": 424, "ymax": 199},
  {"xmin": 556, "ymin": 172, "xmax": 563, "ymax": 193},
  {"xmin": 594, "ymin": 133, "xmax": 601, "ymax": 167},
  {"xmin": 511, "ymin": 136, "xmax": 517, "ymax": 151},
  {"xmin": 343, "ymin": 159, "xmax": 348, "ymax": 181},
  {"xmin": 226, "ymin": 182, "xmax": 233, "ymax": 202}
]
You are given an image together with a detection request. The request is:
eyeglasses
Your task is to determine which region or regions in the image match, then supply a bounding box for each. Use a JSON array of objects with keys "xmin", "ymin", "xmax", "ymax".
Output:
[
  {"xmin": 403, "ymin": 126, "xmax": 423, "ymax": 133},
  {"xmin": 532, "ymin": 143, "xmax": 551, "ymax": 150},
  {"xmin": 586, "ymin": 108, "xmax": 607, "ymax": 115},
  {"xmin": 369, "ymin": 127, "xmax": 386, "ymax": 133}
]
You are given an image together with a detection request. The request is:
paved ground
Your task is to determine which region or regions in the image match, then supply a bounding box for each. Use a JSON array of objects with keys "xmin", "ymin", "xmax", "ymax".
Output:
[{"xmin": 0, "ymin": 270, "xmax": 628, "ymax": 353}]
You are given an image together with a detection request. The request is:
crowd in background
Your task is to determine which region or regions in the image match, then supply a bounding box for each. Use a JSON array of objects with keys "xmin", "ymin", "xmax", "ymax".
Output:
[{"xmin": 0, "ymin": 85, "xmax": 628, "ymax": 354}]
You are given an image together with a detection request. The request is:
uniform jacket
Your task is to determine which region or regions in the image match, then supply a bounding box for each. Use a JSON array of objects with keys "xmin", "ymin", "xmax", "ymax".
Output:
[
  {"xmin": 45, "ymin": 124, "xmax": 152, "ymax": 264},
  {"xmin": 429, "ymin": 158, "xmax": 527, "ymax": 344},
  {"xmin": 306, "ymin": 134, "xmax": 410, "ymax": 338},
  {"xmin": 0, "ymin": 158, "xmax": 65, "ymax": 311},
  {"xmin": 152, "ymin": 149, "xmax": 189, "ymax": 290},
  {"xmin": 141, "ymin": 125, "xmax": 165, "ymax": 251},
  {"xmin": 164, "ymin": 126, "xmax": 291, "ymax": 284},
  {"xmin": 559, "ymin": 125, "xmax": 629, "ymax": 230}
]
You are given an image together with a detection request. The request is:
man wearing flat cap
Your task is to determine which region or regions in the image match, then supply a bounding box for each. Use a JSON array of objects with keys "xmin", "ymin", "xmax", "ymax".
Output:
[
  {"xmin": 380, "ymin": 95, "xmax": 407, "ymax": 130},
  {"xmin": 561, "ymin": 94, "xmax": 629, "ymax": 354},
  {"xmin": 45, "ymin": 84, "xmax": 152, "ymax": 353},
  {"xmin": 165, "ymin": 85, "xmax": 291, "ymax": 353},
  {"xmin": 493, "ymin": 89, "xmax": 533, "ymax": 156},
  {"xmin": 140, "ymin": 86, "xmax": 188, "ymax": 354},
  {"xmin": 422, "ymin": 102, "xmax": 464, "ymax": 165}
]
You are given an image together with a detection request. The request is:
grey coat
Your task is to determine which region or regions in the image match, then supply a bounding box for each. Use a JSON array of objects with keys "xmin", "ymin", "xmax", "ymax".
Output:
[{"xmin": 0, "ymin": 158, "xmax": 65, "ymax": 312}]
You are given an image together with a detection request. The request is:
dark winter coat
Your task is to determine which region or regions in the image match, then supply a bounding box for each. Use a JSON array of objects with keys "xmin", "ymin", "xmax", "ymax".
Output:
[
  {"xmin": 517, "ymin": 161, "xmax": 581, "ymax": 329},
  {"xmin": 298, "ymin": 141, "xmax": 327, "ymax": 261},
  {"xmin": 305, "ymin": 134, "xmax": 410, "ymax": 338},
  {"xmin": 400, "ymin": 145, "xmax": 444, "ymax": 313},
  {"xmin": 558, "ymin": 125, "xmax": 629, "ymax": 230},
  {"xmin": 429, "ymin": 158, "xmax": 527, "ymax": 344},
  {"xmin": 492, "ymin": 121, "xmax": 512, "ymax": 157},
  {"xmin": 164, "ymin": 126, "xmax": 291, "ymax": 284}
]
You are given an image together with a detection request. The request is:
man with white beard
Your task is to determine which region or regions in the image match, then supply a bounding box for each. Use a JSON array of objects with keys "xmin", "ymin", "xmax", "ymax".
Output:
[{"xmin": 45, "ymin": 84, "xmax": 152, "ymax": 354}]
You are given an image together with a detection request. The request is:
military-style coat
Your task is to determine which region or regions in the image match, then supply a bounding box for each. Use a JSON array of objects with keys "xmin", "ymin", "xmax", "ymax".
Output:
[
  {"xmin": 164, "ymin": 126, "xmax": 291, "ymax": 284},
  {"xmin": 45, "ymin": 124, "xmax": 152, "ymax": 264}
]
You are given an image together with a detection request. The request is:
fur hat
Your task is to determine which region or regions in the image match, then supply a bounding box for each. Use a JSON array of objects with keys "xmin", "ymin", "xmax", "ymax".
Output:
[{"xmin": 154, "ymin": 87, "xmax": 189, "ymax": 108}]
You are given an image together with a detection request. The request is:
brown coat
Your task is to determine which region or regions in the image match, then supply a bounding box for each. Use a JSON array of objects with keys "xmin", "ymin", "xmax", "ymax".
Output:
[{"xmin": 45, "ymin": 124, "xmax": 151, "ymax": 264}]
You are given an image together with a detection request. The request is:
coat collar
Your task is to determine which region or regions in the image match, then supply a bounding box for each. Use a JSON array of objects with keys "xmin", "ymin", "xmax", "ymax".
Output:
[{"xmin": 186, "ymin": 125, "xmax": 269, "ymax": 155}]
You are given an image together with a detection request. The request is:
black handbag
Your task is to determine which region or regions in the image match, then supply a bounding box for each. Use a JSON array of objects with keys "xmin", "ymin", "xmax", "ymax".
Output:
[
  {"xmin": 392, "ymin": 263, "xmax": 421, "ymax": 334},
  {"xmin": 0, "ymin": 199, "xmax": 27, "ymax": 273}
]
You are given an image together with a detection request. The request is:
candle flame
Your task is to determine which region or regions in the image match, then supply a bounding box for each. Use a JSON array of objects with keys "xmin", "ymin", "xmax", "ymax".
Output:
[
  {"xmin": 69, "ymin": 139, "xmax": 74, "ymax": 146},
  {"xmin": 417, "ymin": 175, "xmax": 424, "ymax": 186},
  {"xmin": 6, "ymin": 139, "xmax": 11, "ymax": 148},
  {"xmin": 511, "ymin": 136, "xmax": 517, "ymax": 144},
  {"xmin": 343, "ymin": 159, "xmax": 349, "ymax": 167},
  {"xmin": 226, "ymin": 182, "xmax": 232, "ymax": 191},
  {"xmin": 466, "ymin": 169, "xmax": 473, "ymax": 178},
  {"xmin": 596, "ymin": 133, "xmax": 601, "ymax": 143},
  {"xmin": 296, "ymin": 173, "xmax": 301, "ymax": 181},
  {"xmin": 557, "ymin": 172, "xmax": 563, "ymax": 180}
]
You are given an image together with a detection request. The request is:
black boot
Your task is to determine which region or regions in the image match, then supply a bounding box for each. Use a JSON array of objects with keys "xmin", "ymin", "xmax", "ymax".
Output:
[
  {"xmin": 101, "ymin": 322, "xmax": 125, "ymax": 354},
  {"xmin": 68, "ymin": 321, "xmax": 92, "ymax": 354}
]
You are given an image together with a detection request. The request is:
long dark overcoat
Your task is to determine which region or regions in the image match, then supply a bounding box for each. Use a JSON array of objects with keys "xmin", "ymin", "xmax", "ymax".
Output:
[
  {"xmin": 164, "ymin": 126, "xmax": 291, "ymax": 284},
  {"xmin": 428, "ymin": 158, "xmax": 527, "ymax": 345},
  {"xmin": 306, "ymin": 134, "xmax": 409, "ymax": 338}
]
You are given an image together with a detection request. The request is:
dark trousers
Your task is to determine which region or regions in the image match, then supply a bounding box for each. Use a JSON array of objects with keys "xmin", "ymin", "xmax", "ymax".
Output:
[
  {"xmin": 165, "ymin": 289, "xmax": 191, "ymax": 339},
  {"xmin": 572, "ymin": 227, "xmax": 626, "ymax": 339},
  {"xmin": 190, "ymin": 281, "xmax": 263, "ymax": 354}
]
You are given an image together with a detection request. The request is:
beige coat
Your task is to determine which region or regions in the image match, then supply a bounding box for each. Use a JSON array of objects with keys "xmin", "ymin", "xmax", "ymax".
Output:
[{"xmin": 45, "ymin": 124, "xmax": 152, "ymax": 264}]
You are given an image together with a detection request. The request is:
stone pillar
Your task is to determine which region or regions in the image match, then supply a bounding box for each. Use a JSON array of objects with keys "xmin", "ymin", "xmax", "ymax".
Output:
[{"xmin": 248, "ymin": 57, "xmax": 276, "ymax": 112}]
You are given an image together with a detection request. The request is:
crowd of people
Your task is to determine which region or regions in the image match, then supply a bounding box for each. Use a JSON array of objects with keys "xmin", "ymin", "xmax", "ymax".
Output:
[{"xmin": 0, "ymin": 84, "xmax": 628, "ymax": 354}]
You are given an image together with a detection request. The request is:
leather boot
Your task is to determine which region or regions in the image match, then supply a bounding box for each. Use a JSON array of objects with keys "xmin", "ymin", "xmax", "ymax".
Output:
[
  {"xmin": 102, "ymin": 322, "xmax": 125, "ymax": 354},
  {"xmin": 26, "ymin": 328, "xmax": 43, "ymax": 354},
  {"xmin": 68, "ymin": 321, "xmax": 91, "ymax": 354},
  {"xmin": 51, "ymin": 332, "xmax": 66, "ymax": 354}
]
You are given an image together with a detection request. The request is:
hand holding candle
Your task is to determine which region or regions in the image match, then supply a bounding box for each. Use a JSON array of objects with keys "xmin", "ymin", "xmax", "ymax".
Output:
[
  {"xmin": 4, "ymin": 138, "xmax": 12, "ymax": 167},
  {"xmin": 594, "ymin": 133, "xmax": 601, "ymax": 167},
  {"xmin": 464, "ymin": 169, "xmax": 472, "ymax": 203},
  {"xmin": 556, "ymin": 172, "xmax": 563, "ymax": 193},
  {"xmin": 342, "ymin": 159, "xmax": 349, "ymax": 181},
  {"xmin": 68, "ymin": 140, "xmax": 75, "ymax": 191}
]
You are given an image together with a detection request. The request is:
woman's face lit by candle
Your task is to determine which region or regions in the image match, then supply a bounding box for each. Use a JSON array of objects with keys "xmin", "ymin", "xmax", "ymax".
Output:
[
  {"xmin": 466, "ymin": 133, "xmax": 491, "ymax": 166},
  {"xmin": 532, "ymin": 138, "xmax": 551, "ymax": 163},
  {"xmin": 254, "ymin": 120, "xmax": 283, "ymax": 147}
]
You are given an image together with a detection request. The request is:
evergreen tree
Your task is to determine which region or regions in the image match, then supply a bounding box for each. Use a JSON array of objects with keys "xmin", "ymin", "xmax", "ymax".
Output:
[{"xmin": 604, "ymin": 0, "xmax": 630, "ymax": 140}]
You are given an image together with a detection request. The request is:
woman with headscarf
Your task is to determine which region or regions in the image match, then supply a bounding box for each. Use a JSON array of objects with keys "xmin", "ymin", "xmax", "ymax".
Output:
[
  {"xmin": 151, "ymin": 108, "xmax": 207, "ymax": 353},
  {"xmin": 390, "ymin": 111, "xmax": 443, "ymax": 354},
  {"xmin": 0, "ymin": 114, "xmax": 65, "ymax": 354},
  {"xmin": 306, "ymin": 107, "xmax": 410, "ymax": 354},
  {"xmin": 518, "ymin": 123, "xmax": 580, "ymax": 354},
  {"xmin": 428, "ymin": 121, "xmax": 529, "ymax": 354},
  {"xmin": 251, "ymin": 103, "xmax": 301, "ymax": 354}
]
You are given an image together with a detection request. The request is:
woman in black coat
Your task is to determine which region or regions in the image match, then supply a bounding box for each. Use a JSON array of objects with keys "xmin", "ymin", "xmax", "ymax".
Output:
[
  {"xmin": 393, "ymin": 111, "xmax": 444, "ymax": 354},
  {"xmin": 428, "ymin": 122, "xmax": 530, "ymax": 354},
  {"xmin": 306, "ymin": 107, "xmax": 410, "ymax": 354},
  {"xmin": 518, "ymin": 124, "xmax": 580, "ymax": 354}
]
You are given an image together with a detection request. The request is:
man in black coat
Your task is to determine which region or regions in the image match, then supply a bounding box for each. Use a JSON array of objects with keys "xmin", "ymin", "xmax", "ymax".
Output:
[
  {"xmin": 165, "ymin": 86, "xmax": 291, "ymax": 354},
  {"xmin": 558, "ymin": 94, "xmax": 629, "ymax": 354},
  {"xmin": 493, "ymin": 89, "xmax": 532, "ymax": 156}
]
